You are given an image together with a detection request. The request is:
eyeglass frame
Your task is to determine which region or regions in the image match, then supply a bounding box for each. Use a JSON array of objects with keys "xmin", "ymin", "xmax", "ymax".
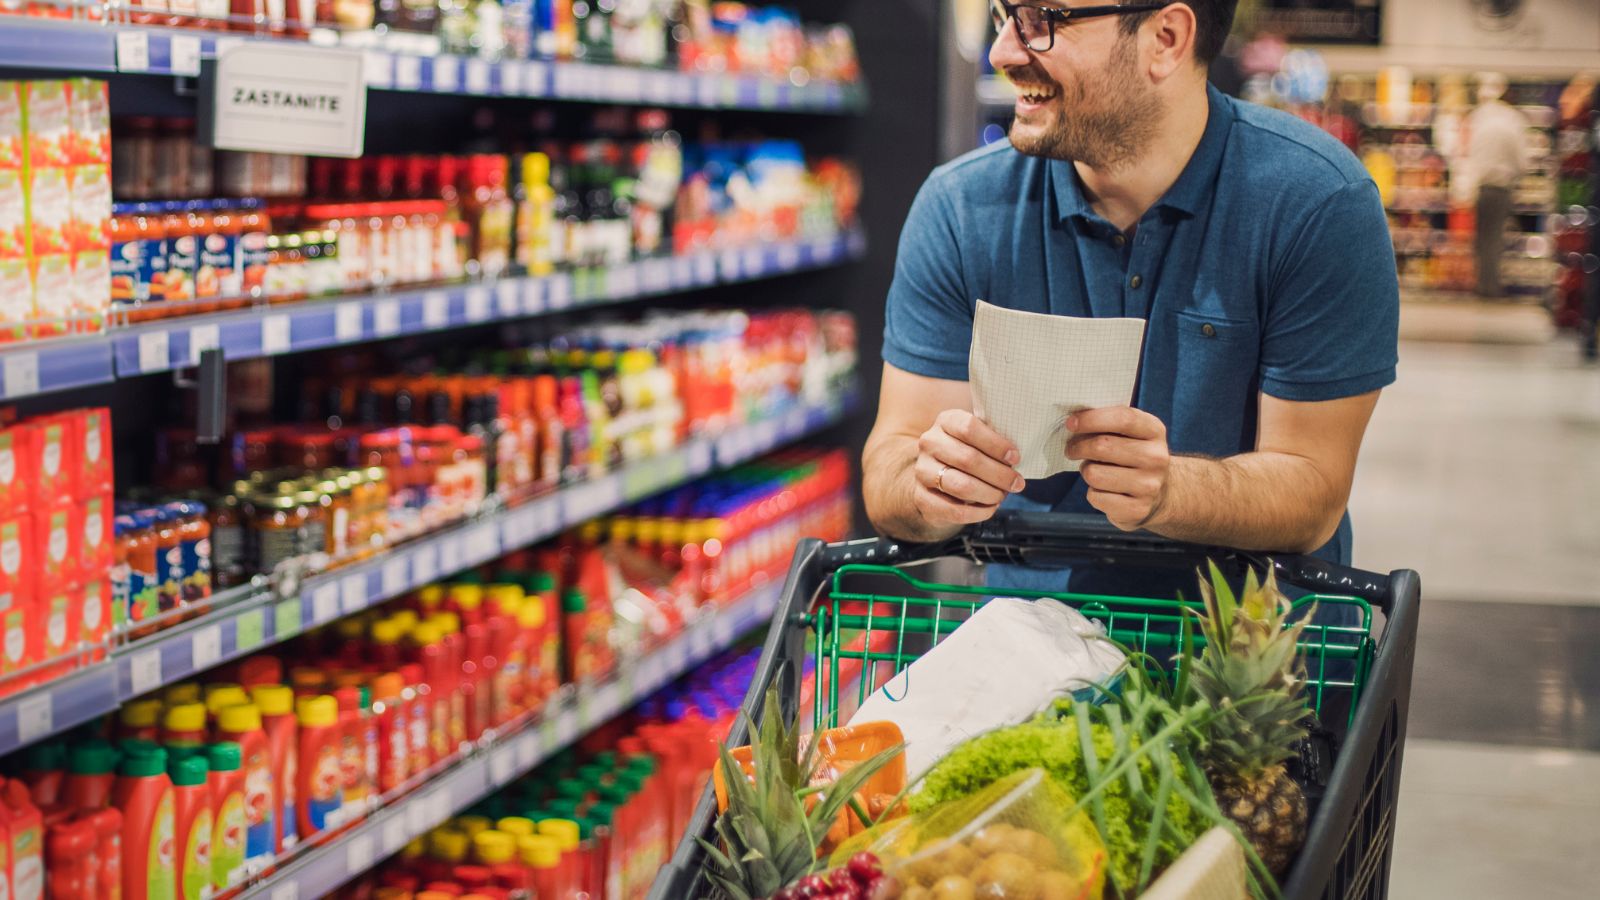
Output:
[{"xmin": 990, "ymin": 1, "xmax": 1174, "ymax": 53}]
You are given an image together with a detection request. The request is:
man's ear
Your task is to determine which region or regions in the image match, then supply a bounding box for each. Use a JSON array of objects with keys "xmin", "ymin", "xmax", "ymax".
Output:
[{"xmin": 1146, "ymin": 3, "xmax": 1199, "ymax": 81}]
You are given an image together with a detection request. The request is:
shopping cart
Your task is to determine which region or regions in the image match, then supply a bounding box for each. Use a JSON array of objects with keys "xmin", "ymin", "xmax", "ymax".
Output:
[{"xmin": 649, "ymin": 512, "xmax": 1422, "ymax": 900}]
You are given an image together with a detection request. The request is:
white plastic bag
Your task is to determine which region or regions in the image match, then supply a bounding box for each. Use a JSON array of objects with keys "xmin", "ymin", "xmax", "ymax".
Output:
[{"xmin": 846, "ymin": 597, "xmax": 1124, "ymax": 778}]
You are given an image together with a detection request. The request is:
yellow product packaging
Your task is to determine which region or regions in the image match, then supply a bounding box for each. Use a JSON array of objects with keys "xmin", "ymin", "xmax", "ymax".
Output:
[{"xmin": 831, "ymin": 768, "xmax": 1107, "ymax": 900}]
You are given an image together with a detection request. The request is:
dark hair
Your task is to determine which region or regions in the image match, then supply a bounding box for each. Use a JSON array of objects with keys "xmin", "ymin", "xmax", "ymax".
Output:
[{"xmin": 1119, "ymin": 0, "xmax": 1237, "ymax": 66}]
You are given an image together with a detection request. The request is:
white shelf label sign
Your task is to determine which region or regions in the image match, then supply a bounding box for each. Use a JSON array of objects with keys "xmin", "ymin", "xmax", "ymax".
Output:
[
  {"xmin": 116, "ymin": 31, "xmax": 150, "ymax": 73},
  {"xmin": 138, "ymin": 330, "xmax": 170, "ymax": 373},
  {"xmin": 261, "ymin": 314, "xmax": 291, "ymax": 354},
  {"xmin": 189, "ymin": 323, "xmax": 220, "ymax": 365},
  {"xmin": 2, "ymin": 352, "xmax": 39, "ymax": 399},
  {"xmin": 192, "ymin": 625, "xmax": 222, "ymax": 671},
  {"xmin": 16, "ymin": 695, "xmax": 51, "ymax": 745},
  {"xmin": 170, "ymin": 35, "xmax": 202, "ymax": 76},
  {"xmin": 335, "ymin": 302, "xmax": 363, "ymax": 341},
  {"xmin": 129, "ymin": 650, "xmax": 162, "ymax": 697},
  {"xmin": 213, "ymin": 45, "xmax": 368, "ymax": 158}
]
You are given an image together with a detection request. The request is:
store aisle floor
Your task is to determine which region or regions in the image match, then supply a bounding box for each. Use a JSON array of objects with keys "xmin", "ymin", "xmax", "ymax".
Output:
[{"xmin": 1347, "ymin": 335, "xmax": 1600, "ymax": 899}]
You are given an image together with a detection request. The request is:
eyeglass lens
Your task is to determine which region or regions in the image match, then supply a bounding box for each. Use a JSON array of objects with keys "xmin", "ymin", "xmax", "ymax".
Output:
[{"xmin": 990, "ymin": 3, "xmax": 1053, "ymax": 51}]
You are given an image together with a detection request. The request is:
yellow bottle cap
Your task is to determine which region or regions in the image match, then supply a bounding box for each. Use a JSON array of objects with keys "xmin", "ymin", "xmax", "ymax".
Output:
[
  {"xmin": 521, "ymin": 152, "xmax": 551, "ymax": 186},
  {"xmin": 204, "ymin": 684, "xmax": 249, "ymax": 717},
  {"xmin": 433, "ymin": 612, "xmax": 462, "ymax": 635},
  {"xmin": 518, "ymin": 834, "xmax": 562, "ymax": 869},
  {"xmin": 163, "ymin": 702, "xmax": 207, "ymax": 734},
  {"xmin": 335, "ymin": 616, "xmax": 365, "ymax": 640},
  {"xmin": 579, "ymin": 521, "xmax": 603, "ymax": 542},
  {"xmin": 217, "ymin": 703, "xmax": 262, "ymax": 733},
  {"xmin": 609, "ymin": 519, "xmax": 635, "ymax": 542},
  {"xmin": 472, "ymin": 829, "xmax": 516, "ymax": 865},
  {"xmin": 488, "ymin": 585, "xmax": 523, "ymax": 611},
  {"xmin": 411, "ymin": 622, "xmax": 442, "ymax": 646},
  {"xmin": 449, "ymin": 584, "xmax": 484, "ymax": 610},
  {"xmin": 517, "ymin": 602, "xmax": 544, "ymax": 630},
  {"xmin": 295, "ymin": 695, "xmax": 338, "ymax": 728},
  {"xmin": 390, "ymin": 610, "xmax": 420, "ymax": 633},
  {"xmin": 429, "ymin": 827, "xmax": 470, "ymax": 862},
  {"xmin": 164, "ymin": 683, "xmax": 202, "ymax": 706},
  {"xmin": 495, "ymin": 817, "xmax": 535, "ymax": 838},
  {"xmin": 401, "ymin": 836, "xmax": 427, "ymax": 860},
  {"xmin": 455, "ymin": 814, "xmax": 491, "ymax": 837},
  {"xmin": 371, "ymin": 619, "xmax": 402, "ymax": 645},
  {"xmin": 120, "ymin": 698, "xmax": 163, "ymax": 729},
  {"xmin": 250, "ymin": 684, "xmax": 294, "ymax": 717},
  {"xmin": 537, "ymin": 819, "xmax": 580, "ymax": 851},
  {"xmin": 417, "ymin": 585, "xmax": 445, "ymax": 610}
]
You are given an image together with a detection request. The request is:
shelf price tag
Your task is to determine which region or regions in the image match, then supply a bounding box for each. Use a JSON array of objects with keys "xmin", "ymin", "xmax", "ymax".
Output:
[
  {"xmin": 495, "ymin": 280, "xmax": 521, "ymax": 317},
  {"xmin": 192, "ymin": 625, "xmax": 222, "ymax": 671},
  {"xmin": 170, "ymin": 35, "xmax": 202, "ymax": 76},
  {"xmin": 341, "ymin": 573, "xmax": 367, "ymax": 615},
  {"xmin": 274, "ymin": 598, "xmax": 303, "ymax": 641},
  {"xmin": 382, "ymin": 816, "xmax": 409, "ymax": 856},
  {"xmin": 422, "ymin": 291, "xmax": 450, "ymax": 329},
  {"xmin": 433, "ymin": 58, "xmax": 460, "ymax": 93},
  {"xmin": 373, "ymin": 299, "xmax": 401, "ymax": 336},
  {"xmin": 405, "ymin": 800, "xmax": 431, "ymax": 839},
  {"xmin": 345, "ymin": 834, "xmax": 374, "ymax": 877},
  {"xmin": 116, "ymin": 31, "xmax": 150, "ymax": 73},
  {"xmin": 394, "ymin": 54, "xmax": 423, "ymax": 90},
  {"xmin": 499, "ymin": 60, "xmax": 522, "ymax": 95},
  {"xmin": 465, "ymin": 285, "xmax": 492, "ymax": 322},
  {"xmin": 261, "ymin": 314, "xmax": 291, "ymax": 355},
  {"xmin": 437, "ymin": 537, "xmax": 460, "ymax": 578},
  {"xmin": 381, "ymin": 557, "xmax": 409, "ymax": 598},
  {"xmin": 270, "ymin": 883, "xmax": 299, "ymax": 900},
  {"xmin": 335, "ymin": 302, "xmax": 363, "ymax": 341},
  {"xmin": 490, "ymin": 746, "xmax": 516, "ymax": 785},
  {"xmin": 236, "ymin": 609, "xmax": 265, "ymax": 653},
  {"xmin": 138, "ymin": 330, "xmax": 170, "ymax": 373},
  {"xmin": 515, "ymin": 731, "xmax": 538, "ymax": 769},
  {"xmin": 465, "ymin": 59, "xmax": 491, "ymax": 94},
  {"xmin": 189, "ymin": 323, "xmax": 220, "ymax": 365},
  {"xmin": 2, "ymin": 352, "xmax": 40, "ymax": 399},
  {"xmin": 16, "ymin": 695, "xmax": 51, "ymax": 746},
  {"xmin": 129, "ymin": 650, "xmax": 162, "ymax": 697},
  {"xmin": 363, "ymin": 50, "xmax": 393, "ymax": 88},
  {"xmin": 411, "ymin": 545, "xmax": 438, "ymax": 586},
  {"xmin": 311, "ymin": 582, "xmax": 340, "ymax": 623}
]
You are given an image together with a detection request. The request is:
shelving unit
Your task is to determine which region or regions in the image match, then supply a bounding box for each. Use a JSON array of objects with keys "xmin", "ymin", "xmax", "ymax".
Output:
[{"xmin": 0, "ymin": 228, "xmax": 865, "ymax": 400}]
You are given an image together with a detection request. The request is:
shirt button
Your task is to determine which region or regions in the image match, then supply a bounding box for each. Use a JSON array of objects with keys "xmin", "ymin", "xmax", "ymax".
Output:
[
  {"xmin": 1202, "ymin": 323, "xmax": 1217, "ymax": 338},
  {"xmin": 1129, "ymin": 275, "xmax": 1143, "ymax": 289},
  {"xmin": 1112, "ymin": 234, "xmax": 1126, "ymax": 248}
]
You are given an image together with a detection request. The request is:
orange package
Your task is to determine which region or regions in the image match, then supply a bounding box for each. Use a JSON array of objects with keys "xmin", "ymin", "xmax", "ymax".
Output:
[
  {"xmin": 74, "ymin": 408, "xmax": 112, "ymax": 495},
  {"xmin": 36, "ymin": 498, "xmax": 82, "ymax": 586},
  {"xmin": 25, "ymin": 413, "xmax": 79, "ymax": 507},
  {"xmin": 0, "ymin": 586, "xmax": 35, "ymax": 694},
  {"xmin": 77, "ymin": 577, "xmax": 111, "ymax": 661},
  {"xmin": 0, "ymin": 513, "xmax": 33, "ymax": 597},
  {"xmin": 0, "ymin": 423, "xmax": 31, "ymax": 513},
  {"xmin": 79, "ymin": 492, "xmax": 112, "ymax": 579},
  {"xmin": 37, "ymin": 581, "xmax": 78, "ymax": 681}
]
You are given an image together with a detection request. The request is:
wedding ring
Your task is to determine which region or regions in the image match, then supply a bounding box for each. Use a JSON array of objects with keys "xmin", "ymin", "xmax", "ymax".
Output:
[{"xmin": 936, "ymin": 464, "xmax": 950, "ymax": 493}]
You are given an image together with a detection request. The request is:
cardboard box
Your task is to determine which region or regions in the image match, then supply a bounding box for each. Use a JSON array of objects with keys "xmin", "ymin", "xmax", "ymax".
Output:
[
  {"xmin": 80, "ymin": 491, "xmax": 112, "ymax": 578},
  {"xmin": 25, "ymin": 413, "xmax": 78, "ymax": 506},
  {"xmin": 67, "ymin": 79, "xmax": 109, "ymax": 166},
  {"xmin": 77, "ymin": 408, "xmax": 112, "ymax": 495},
  {"xmin": 21, "ymin": 81, "xmax": 70, "ymax": 171},
  {"xmin": 0, "ymin": 169, "xmax": 29, "ymax": 341},
  {"xmin": 36, "ymin": 499, "xmax": 82, "ymax": 586},
  {"xmin": 0, "ymin": 424, "xmax": 29, "ymax": 514},
  {"xmin": 37, "ymin": 582, "xmax": 76, "ymax": 681},
  {"xmin": 0, "ymin": 587, "xmax": 34, "ymax": 692},
  {"xmin": 78, "ymin": 577, "xmax": 110, "ymax": 661},
  {"xmin": 0, "ymin": 514, "xmax": 32, "ymax": 597},
  {"xmin": 0, "ymin": 83, "xmax": 21, "ymax": 170}
]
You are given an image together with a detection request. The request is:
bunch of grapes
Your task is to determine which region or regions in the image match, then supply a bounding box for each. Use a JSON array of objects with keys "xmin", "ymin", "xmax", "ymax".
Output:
[{"xmin": 768, "ymin": 852, "xmax": 888, "ymax": 900}]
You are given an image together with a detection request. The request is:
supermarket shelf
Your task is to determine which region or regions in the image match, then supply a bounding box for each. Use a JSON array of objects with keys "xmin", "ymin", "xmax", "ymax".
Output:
[
  {"xmin": 0, "ymin": 17, "xmax": 866, "ymax": 112},
  {"xmin": 0, "ymin": 386, "xmax": 855, "ymax": 758},
  {"xmin": 0, "ymin": 228, "xmax": 866, "ymax": 398},
  {"xmin": 236, "ymin": 577, "xmax": 784, "ymax": 899}
]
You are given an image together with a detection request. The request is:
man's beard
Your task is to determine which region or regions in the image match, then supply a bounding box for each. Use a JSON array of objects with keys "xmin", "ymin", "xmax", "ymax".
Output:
[{"xmin": 1007, "ymin": 36, "xmax": 1160, "ymax": 170}]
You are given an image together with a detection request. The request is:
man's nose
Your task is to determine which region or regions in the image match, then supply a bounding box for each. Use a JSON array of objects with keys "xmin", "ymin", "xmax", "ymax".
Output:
[{"xmin": 988, "ymin": 14, "xmax": 1033, "ymax": 71}]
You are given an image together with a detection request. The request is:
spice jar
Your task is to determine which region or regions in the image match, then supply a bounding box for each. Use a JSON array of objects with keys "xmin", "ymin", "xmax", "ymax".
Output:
[
  {"xmin": 254, "ymin": 491, "xmax": 305, "ymax": 575},
  {"xmin": 318, "ymin": 475, "xmax": 353, "ymax": 562},
  {"xmin": 293, "ymin": 484, "xmax": 330, "ymax": 571},
  {"xmin": 210, "ymin": 493, "xmax": 248, "ymax": 590}
]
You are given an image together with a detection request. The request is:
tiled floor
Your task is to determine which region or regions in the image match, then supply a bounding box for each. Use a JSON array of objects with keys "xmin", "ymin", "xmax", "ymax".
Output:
[{"xmin": 1347, "ymin": 327, "xmax": 1600, "ymax": 898}]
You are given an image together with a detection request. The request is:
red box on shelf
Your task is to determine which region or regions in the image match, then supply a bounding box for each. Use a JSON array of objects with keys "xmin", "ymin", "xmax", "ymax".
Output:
[
  {"xmin": 0, "ymin": 514, "xmax": 32, "ymax": 597},
  {"xmin": 76, "ymin": 407, "xmax": 112, "ymax": 496},
  {"xmin": 78, "ymin": 577, "xmax": 110, "ymax": 661},
  {"xmin": 79, "ymin": 492, "xmax": 112, "ymax": 578},
  {"xmin": 35, "ymin": 499, "xmax": 81, "ymax": 586},
  {"xmin": 25, "ymin": 413, "xmax": 79, "ymax": 506},
  {"xmin": 0, "ymin": 423, "xmax": 29, "ymax": 514},
  {"xmin": 0, "ymin": 586, "xmax": 35, "ymax": 693},
  {"xmin": 37, "ymin": 582, "xmax": 77, "ymax": 682}
]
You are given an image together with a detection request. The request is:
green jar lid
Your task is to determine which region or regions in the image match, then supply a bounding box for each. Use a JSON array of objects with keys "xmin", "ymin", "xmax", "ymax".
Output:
[
  {"xmin": 67, "ymin": 740, "xmax": 120, "ymax": 776},
  {"xmin": 552, "ymin": 781, "xmax": 588, "ymax": 801},
  {"xmin": 622, "ymin": 754, "xmax": 656, "ymax": 777},
  {"xmin": 23, "ymin": 741, "xmax": 66, "ymax": 771},
  {"xmin": 119, "ymin": 746, "xmax": 168, "ymax": 777},
  {"xmin": 451, "ymin": 571, "xmax": 485, "ymax": 585},
  {"xmin": 531, "ymin": 572, "xmax": 556, "ymax": 593},
  {"xmin": 592, "ymin": 751, "xmax": 617, "ymax": 768},
  {"xmin": 119, "ymin": 738, "xmax": 160, "ymax": 757},
  {"xmin": 561, "ymin": 588, "xmax": 586, "ymax": 613},
  {"xmin": 205, "ymin": 742, "xmax": 242, "ymax": 771},
  {"xmin": 597, "ymin": 784, "xmax": 631, "ymax": 806},
  {"xmin": 544, "ymin": 798, "xmax": 581, "ymax": 818},
  {"xmin": 614, "ymin": 772, "xmax": 646, "ymax": 795},
  {"xmin": 169, "ymin": 754, "xmax": 209, "ymax": 786}
]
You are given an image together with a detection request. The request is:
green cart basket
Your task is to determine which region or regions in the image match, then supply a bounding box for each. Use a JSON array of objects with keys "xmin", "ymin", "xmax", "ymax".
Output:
[{"xmin": 650, "ymin": 512, "xmax": 1422, "ymax": 900}]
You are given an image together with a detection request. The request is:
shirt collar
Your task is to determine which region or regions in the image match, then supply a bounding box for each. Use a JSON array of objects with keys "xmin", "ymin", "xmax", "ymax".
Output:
[{"xmin": 1049, "ymin": 82, "xmax": 1236, "ymax": 224}]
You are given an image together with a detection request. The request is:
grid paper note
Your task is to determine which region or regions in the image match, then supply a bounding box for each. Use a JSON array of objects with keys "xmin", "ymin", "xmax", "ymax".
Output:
[{"xmin": 968, "ymin": 300, "xmax": 1146, "ymax": 480}]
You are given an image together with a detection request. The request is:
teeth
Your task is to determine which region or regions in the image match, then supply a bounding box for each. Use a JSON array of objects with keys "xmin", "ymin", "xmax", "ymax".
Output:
[{"xmin": 1015, "ymin": 85, "xmax": 1057, "ymax": 104}]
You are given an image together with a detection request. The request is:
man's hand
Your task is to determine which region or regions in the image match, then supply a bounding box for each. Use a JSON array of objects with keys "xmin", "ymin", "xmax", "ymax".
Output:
[
  {"xmin": 1066, "ymin": 406, "xmax": 1172, "ymax": 532},
  {"xmin": 911, "ymin": 409, "xmax": 1027, "ymax": 529}
]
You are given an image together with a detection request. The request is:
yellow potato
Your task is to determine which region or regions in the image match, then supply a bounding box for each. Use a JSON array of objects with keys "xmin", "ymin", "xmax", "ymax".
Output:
[
  {"xmin": 974, "ymin": 852, "xmax": 1040, "ymax": 900},
  {"xmin": 1009, "ymin": 829, "xmax": 1060, "ymax": 869},
  {"xmin": 968, "ymin": 823, "xmax": 1017, "ymax": 858},
  {"xmin": 903, "ymin": 886, "xmax": 933, "ymax": 900},
  {"xmin": 1036, "ymin": 870, "xmax": 1081, "ymax": 900},
  {"xmin": 904, "ymin": 841, "xmax": 979, "ymax": 885},
  {"xmin": 931, "ymin": 875, "xmax": 978, "ymax": 900}
]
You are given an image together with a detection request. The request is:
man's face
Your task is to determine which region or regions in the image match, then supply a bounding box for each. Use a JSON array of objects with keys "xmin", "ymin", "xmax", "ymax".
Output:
[{"xmin": 988, "ymin": 1, "xmax": 1162, "ymax": 169}]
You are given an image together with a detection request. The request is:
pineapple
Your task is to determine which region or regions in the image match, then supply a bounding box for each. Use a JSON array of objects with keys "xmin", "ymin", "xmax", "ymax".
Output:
[
  {"xmin": 699, "ymin": 686, "xmax": 901, "ymax": 899},
  {"xmin": 1188, "ymin": 562, "xmax": 1313, "ymax": 876}
]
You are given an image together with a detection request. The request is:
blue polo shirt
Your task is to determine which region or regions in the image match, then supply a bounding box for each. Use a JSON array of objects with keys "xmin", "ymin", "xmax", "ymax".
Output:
[{"xmin": 883, "ymin": 85, "xmax": 1399, "ymax": 598}]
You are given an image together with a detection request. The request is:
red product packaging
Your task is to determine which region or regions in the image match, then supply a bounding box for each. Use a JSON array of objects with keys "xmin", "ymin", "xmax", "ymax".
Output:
[
  {"xmin": 79, "ymin": 492, "xmax": 111, "ymax": 578},
  {"xmin": 35, "ymin": 499, "xmax": 82, "ymax": 586},
  {"xmin": 75, "ymin": 408, "xmax": 112, "ymax": 495},
  {"xmin": 0, "ymin": 513, "xmax": 33, "ymax": 596},
  {"xmin": 77, "ymin": 577, "xmax": 110, "ymax": 661},
  {"xmin": 0, "ymin": 424, "xmax": 29, "ymax": 513},
  {"xmin": 25, "ymin": 414, "xmax": 79, "ymax": 507},
  {"xmin": 0, "ymin": 585, "xmax": 35, "ymax": 689},
  {"xmin": 37, "ymin": 581, "xmax": 77, "ymax": 679}
]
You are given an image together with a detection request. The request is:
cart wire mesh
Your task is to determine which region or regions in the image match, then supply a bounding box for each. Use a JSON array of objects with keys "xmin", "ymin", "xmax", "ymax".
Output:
[{"xmin": 811, "ymin": 563, "xmax": 1376, "ymax": 732}]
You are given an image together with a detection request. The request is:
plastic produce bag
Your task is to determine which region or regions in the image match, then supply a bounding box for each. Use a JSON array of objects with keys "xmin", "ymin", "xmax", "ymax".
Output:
[
  {"xmin": 831, "ymin": 768, "xmax": 1107, "ymax": 900},
  {"xmin": 847, "ymin": 598, "xmax": 1125, "ymax": 777}
]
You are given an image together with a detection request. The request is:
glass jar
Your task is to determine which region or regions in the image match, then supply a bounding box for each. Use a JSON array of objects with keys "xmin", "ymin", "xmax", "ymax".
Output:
[
  {"xmin": 210, "ymin": 493, "xmax": 247, "ymax": 590},
  {"xmin": 363, "ymin": 465, "xmax": 391, "ymax": 551},
  {"xmin": 254, "ymin": 492, "xmax": 304, "ymax": 575},
  {"xmin": 293, "ymin": 485, "xmax": 330, "ymax": 570},
  {"xmin": 318, "ymin": 475, "xmax": 353, "ymax": 562}
]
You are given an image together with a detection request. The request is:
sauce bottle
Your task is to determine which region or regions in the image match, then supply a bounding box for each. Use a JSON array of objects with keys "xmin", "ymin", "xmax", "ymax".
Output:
[
  {"xmin": 369, "ymin": 672, "xmax": 409, "ymax": 794},
  {"xmin": 19, "ymin": 743, "xmax": 65, "ymax": 809},
  {"xmin": 1, "ymin": 780, "xmax": 42, "ymax": 900},
  {"xmin": 161, "ymin": 201, "xmax": 198, "ymax": 313},
  {"xmin": 165, "ymin": 683, "xmax": 202, "ymax": 707},
  {"xmin": 236, "ymin": 655, "xmax": 281, "ymax": 690},
  {"xmin": 169, "ymin": 502, "xmax": 211, "ymax": 607},
  {"xmin": 332, "ymin": 687, "xmax": 371, "ymax": 816},
  {"xmin": 204, "ymin": 743, "xmax": 245, "ymax": 894},
  {"xmin": 408, "ymin": 624, "xmax": 452, "ymax": 764},
  {"xmin": 167, "ymin": 754, "xmax": 212, "ymax": 900},
  {"xmin": 536, "ymin": 818, "xmax": 580, "ymax": 900},
  {"xmin": 397, "ymin": 662, "xmax": 432, "ymax": 776},
  {"xmin": 63, "ymin": 741, "xmax": 120, "ymax": 811},
  {"xmin": 518, "ymin": 834, "xmax": 561, "ymax": 900},
  {"xmin": 294, "ymin": 696, "xmax": 342, "ymax": 839},
  {"xmin": 215, "ymin": 705, "xmax": 275, "ymax": 868},
  {"xmin": 202, "ymin": 685, "xmax": 248, "ymax": 736},
  {"xmin": 111, "ymin": 746, "xmax": 175, "ymax": 900},
  {"xmin": 45, "ymin": 817, "xmax": 96, "ymax": 900},
  {"xmin": 248, "ymin": 685, "xmax": 298, "ymax": 854},
  {"xmin": 83, "ymin": 807, "xmax": 124, "ymax": 900},
  {"xmin": 162, "ymin": 704, "xmax": 208, "ymax": 749}
]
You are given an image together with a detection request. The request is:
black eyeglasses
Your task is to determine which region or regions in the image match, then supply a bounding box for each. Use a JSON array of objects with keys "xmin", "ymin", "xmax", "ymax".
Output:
[{"xmin": 990, "ymin": 1, "xmax": 1171, "ymax": 53}]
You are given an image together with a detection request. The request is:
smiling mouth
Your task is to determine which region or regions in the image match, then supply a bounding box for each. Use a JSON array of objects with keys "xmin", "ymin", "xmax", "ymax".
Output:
[{"xmin": 1014, "ymin": 83, "xmax": 1060, "ymax": 104}]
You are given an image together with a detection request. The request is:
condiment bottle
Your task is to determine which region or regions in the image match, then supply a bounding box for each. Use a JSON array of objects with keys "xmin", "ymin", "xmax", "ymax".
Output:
[
  {"xmin": 168, "ymin": 753, "xmax": 213, "ymax": 900},
  {"xmin": 294, "ymin": 696, "xmax": 342, "ymax": 839},
  {"xmin": 215, "ymin": 704, "xmax": 275, "ymax": 868},
  {"xmin": 112, "ymin": 745, "xmax": 175, "ymax": 900},
  {"xmin": 162, "ymin": 704, "xmax": 208, "ymax": 749},
  {"xmin": 204, "ymin": 743, "xmax": 245, "ymax": 893},
  {"xmin": 62, "ymin": 740, "xmax": 120, "ymax": 811},
  {"xmin": 249, "ymin": 684, "xmax": 298, "ymax": 854}
]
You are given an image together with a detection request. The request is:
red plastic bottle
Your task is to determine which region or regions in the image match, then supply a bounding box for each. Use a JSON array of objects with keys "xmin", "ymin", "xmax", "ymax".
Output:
[
  {"xmin": 2, "ymin": 780, "xmax": 43, "ymax": 900},
  {"xmin": 397, "ymin": 662, "xmax": 432, "ymax": 776},
  {"xmin": 167, "ymin": 754, "xmax": 213, "ymax": 900},
  {"xmin": 45, "ymin": 817, "xmax": 96, "ymax": 899},
  {"xmin": 236, "ymin": 655, "xmax": 282, "ymax": 689},
  {"xmin": 204, "ymin": 742, "xmax": 245, "ymax": 894},
  {"xmin": 62, "ymin": 741, "xmax": 120, "ymax": 811},
  {"xmin": 333, "ymin": 687, "xmax": 372, "ymax": 816},
  {"xmin": 162, "ymin": 704, "xmax": 208, "ymax": 749},
  {"xmin": 462, "ymin": 620, "xmax": 491, "ymax": 741},
  {"xmin": 111, "ymin": 746, "xmax": 175, "ymax": 900},
  {"xmin": 82, "ymin": 807, "xmax": 122, "ymax": 900},
  {"xmin": 409, "ymin": 623, "xmax": 453, "ymax": 764},
  {"xmin": 20, "ymin": 743, "xmax": 65, "ymax": 811},
  {"xmin": 294, "ymin": 696, "xmax": 343, "ymax": 839},
  {"xmin": 215, "ymin": 704, "xmax": 275, "ymax": 868},
  {"xmin": 370, "ymin": 672, "xmax": 410, "ymax": 794},
  {"xmin": 432, "ymin": 614, "xmax": 469, "ymax": 750},
  {"xmin": 249, "ymin": 684, "xmax": 298, "ymax": 854},
  {"xmin": 118, "ymin": 700, "xmax": 164, "ymax": 744}
]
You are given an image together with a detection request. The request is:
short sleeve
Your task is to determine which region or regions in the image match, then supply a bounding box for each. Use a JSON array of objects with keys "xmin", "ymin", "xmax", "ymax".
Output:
[
  {"xmin": 881, "ymin": 173, "xmax": 974, "ymax": 381},
  {"xmin": 1260, "ymin": 179, "xmax": 1399, "ymax": 401}
]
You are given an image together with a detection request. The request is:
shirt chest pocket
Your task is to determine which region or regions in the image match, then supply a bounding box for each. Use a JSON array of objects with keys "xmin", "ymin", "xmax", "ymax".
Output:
[{"xmin": 1169, "ymin": 310, "xmax": 1262, "ymax": 454}]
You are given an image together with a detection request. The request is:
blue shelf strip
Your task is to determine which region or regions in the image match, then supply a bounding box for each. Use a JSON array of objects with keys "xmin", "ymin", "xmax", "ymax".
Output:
[
  {"xmin": 0, "ymin": 230, "xmax": 861, "ymax": 398},
  {"xmin": 235, "ymin": 577, "xmax": 784, "ymax": 899},
  {"xmin": 0, "ymin": 387, "xmax": 855, "ymax": 758},
  {"xmin": 0, "ymin": 18, "xmax": 866, "ymax": 112}
]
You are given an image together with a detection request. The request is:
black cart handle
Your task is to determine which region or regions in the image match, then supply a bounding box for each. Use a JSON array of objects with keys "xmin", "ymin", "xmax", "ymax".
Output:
[{"xmin": 821, "ymin": 511, "xmax": 1396, "ymax": 610}]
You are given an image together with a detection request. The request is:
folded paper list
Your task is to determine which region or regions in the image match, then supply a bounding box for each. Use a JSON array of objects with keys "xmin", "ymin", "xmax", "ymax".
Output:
[{"xmin": 968, "ymin": 300, "xmax": 1147, "ymax": 480}]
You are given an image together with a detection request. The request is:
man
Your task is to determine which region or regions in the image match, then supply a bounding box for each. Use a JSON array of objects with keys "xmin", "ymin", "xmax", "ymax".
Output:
[
  {"xmin": 1464, "ymin": 72, "xmax": 1530, "ymax": 300},
  {"xmin": 862, "ymin": 0, "xmax": 1399, "ymax": 595}
]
